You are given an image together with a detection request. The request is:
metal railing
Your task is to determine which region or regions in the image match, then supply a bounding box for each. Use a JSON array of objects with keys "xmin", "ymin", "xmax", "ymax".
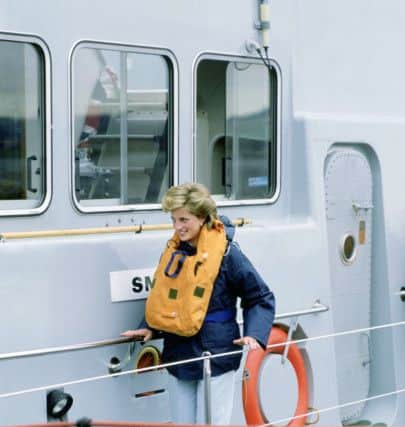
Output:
[
  {"xmin": 0, "ymin": 301, "xmax": 328, "ymax": 362},
  {"xmin": 2, "ymin": 318, "xmax": 405, "ymax": 401},
  {"xmin": 0, "ymin": 218, "xmax": 251, "ymax": 241},
  {"xmin": 2, "ymin": 316, "xmax": 405, "ymax": 427}
]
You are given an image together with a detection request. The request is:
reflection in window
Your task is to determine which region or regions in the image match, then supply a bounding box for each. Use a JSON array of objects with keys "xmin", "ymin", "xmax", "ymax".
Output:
[
  {"xmin": 0, "ymin": 41, "xmax": 45, "ymax": 208},
  {"xmin": 73, "ymin": 47, "xmax": 173, "ymax": 208},
  {"xmin": 196, "ymin": 59, "xmax": 277, "ymax": 201}
]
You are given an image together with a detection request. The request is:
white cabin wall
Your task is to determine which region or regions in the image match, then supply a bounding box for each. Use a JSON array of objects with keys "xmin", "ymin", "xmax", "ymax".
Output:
[{"xmin": 293, "ymin": 0, "xmax": 405, "ymax": 117}]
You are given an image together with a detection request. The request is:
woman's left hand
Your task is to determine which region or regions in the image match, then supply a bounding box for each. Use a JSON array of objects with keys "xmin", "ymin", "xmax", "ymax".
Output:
[{"xmin": 233, "ymin": 336, "xmax": 260, "ymax": 350}]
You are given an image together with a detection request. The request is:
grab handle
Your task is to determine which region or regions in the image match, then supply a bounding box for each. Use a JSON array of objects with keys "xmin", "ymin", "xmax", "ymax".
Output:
[{"xmin": 27, "ymin": 155, "xmax": 38, "ymax": 193}]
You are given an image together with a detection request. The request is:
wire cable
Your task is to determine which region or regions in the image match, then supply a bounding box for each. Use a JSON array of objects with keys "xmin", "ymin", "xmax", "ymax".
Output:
[
  {"xmin": 267, "ymin": 386, "xmax": 404, "ymax": 427},
  {"xmin": 1, "ymin": 319, "xmax": 405, "ymax": 400}
]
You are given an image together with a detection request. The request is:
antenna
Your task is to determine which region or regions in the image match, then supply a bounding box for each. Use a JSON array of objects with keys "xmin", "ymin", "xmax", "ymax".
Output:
[
  {"xmin": 259, "ymin": 0, "xmax": 270, "ymax": 49},
  {"xmin": 245, "ymin": 0, "xmax": 272, "ymax": 69}
]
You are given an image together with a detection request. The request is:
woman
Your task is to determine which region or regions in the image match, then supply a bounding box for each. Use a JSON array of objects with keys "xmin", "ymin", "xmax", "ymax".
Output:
[{"xmin": 122, "ymin": 183, "xmax": 275, "ymax": 425}]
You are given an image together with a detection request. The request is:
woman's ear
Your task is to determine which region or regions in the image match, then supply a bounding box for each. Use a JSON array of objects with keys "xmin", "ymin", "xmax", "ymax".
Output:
[{"xmin": 200, "ymin": 216, "xmax": 208, "ymax": 227}]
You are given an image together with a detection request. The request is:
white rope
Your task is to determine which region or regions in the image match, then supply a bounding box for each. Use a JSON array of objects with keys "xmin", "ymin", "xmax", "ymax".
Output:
[
  {"xmin": 275, "ymin": 318, "xmax": 405, "ymax": 348},
  {"xmin": 266, "ymin": 386, "xmax": 405, "ymax": 426},
  {"xmin": 1, "ymin": 319, "xmax": 404, "ymax": 404},
  {"xmin": 0, "ymin": 349, "xmax": 246, "ymax": 399}
]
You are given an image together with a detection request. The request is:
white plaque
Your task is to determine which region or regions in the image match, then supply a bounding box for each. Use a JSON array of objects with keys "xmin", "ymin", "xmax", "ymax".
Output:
[{"xmin": 110, "ymin": 268, "xmax": 155, "ymax": 302}]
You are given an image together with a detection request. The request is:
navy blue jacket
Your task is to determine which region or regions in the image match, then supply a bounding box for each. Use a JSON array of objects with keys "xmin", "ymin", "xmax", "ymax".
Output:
[{"xmin": 142, "ymin": 216, "xmax": 275, "ymax": 380}]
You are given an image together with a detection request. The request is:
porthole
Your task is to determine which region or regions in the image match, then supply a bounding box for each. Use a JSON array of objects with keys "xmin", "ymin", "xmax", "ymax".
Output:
[{"xmin": 340, "ymin": 234, "xmax": 357, "ymax": 265}]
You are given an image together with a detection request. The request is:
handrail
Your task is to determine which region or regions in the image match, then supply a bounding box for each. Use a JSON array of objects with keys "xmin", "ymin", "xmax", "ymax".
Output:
[
  {"xmin": 0, "ymin": 218, "xmax": 251, "ymax": 240},
  {"xmin": 2, "ymin": 319, "xmax": 405, "ymax": 401},
  {"xmin": 0, "ymin": 302, "xmax": 328, "ymax": 362},
  {"xmin": 0, "ymin": 337, "xmax": 134, "ymax": 361},
  {"xmin": 274, "ymin": 300, "xmax": 328, "ymax": 320}
]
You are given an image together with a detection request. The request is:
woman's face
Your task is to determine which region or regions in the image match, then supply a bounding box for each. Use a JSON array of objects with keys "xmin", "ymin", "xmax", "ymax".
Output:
[{"xmin": 170, "ymin": 207, "xmax": 204, "ymax": 246}]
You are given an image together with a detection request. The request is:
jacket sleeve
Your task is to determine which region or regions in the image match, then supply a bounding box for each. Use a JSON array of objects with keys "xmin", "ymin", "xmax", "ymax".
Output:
[
  {"xmin": 138, "ymin": 317, "xmax": 149, "ymax": 329},
  {"xmin": 138, "ymin": 317, "xmax": 161, "ymax": 338},
  {"xmin": 228, "ymin": 244, "xmax": 276, "ymax": 349}
]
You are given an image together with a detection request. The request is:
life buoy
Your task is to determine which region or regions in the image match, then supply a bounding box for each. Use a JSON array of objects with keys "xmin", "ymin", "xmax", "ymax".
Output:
[{"xmin": 242, "ymin": 326, "xmax": 309, "ymax": 427}]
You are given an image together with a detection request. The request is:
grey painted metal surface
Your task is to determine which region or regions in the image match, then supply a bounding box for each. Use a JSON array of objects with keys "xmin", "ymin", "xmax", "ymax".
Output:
[
  {"xmin": 325, "ymin": 148, "xmax": 373, "ymax": 422},
  {"xmin": 0, "ymin": 0, "xmax": 405, "ymax": 425}
]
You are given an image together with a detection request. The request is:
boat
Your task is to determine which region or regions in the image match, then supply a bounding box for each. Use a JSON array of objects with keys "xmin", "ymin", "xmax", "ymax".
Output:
[{"xmin": 0, "ymin": 0, "xmax": 403, "ymax": 425}]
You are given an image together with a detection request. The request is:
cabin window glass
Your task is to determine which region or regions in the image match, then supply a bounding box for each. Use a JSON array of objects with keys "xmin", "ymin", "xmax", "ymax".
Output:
[
  {"xmin": 0, "ymin": 41, "xmax": 46, "ymax": 210},
  {"xmin": 196, "ymin": 59, "xmax": 277, "ymax": 201},
  {"xmin": 73, "ymin": 47, "xmax": 173, "ymax": 208}
]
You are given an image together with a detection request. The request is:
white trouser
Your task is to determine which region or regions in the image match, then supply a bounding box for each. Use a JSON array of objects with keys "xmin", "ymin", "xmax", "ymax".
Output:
[{"xmin": 168, "ymin": 370, "xmax": 236, "ymax": 425}]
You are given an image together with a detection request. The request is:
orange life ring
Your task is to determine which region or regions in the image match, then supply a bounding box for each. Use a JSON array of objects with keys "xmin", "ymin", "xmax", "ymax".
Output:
[{"xmin": 242, "ymin": 326, "xmax": 309, "ymax": 427}]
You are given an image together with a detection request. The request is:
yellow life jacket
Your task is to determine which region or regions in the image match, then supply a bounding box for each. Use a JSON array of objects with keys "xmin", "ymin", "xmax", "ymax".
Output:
[{"xmin": 145, "ymin": 219, "xmax": 227, "ymax": 337}]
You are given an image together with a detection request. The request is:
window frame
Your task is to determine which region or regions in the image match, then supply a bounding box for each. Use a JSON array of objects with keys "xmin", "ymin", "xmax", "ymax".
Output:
[
  {"xmin": 193, "ymin": 52, "xmax": 281, "ymax": 206},
  {"xmin": 0, "ymin": 33, "xmax": 52, "ymax": 217},
  {"xmin": 70, "ymin": 40, "xmax": 178, "ymax": 213}
]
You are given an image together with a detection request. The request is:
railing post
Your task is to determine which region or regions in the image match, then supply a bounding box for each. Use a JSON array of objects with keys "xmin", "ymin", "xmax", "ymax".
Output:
[
  {"xmin": 202, "ymin": 351, "xmax": 212, "ymax": 424},
  {"xmin": 282, "ymin": 316, "xmax": 298, "ymax": 364}
]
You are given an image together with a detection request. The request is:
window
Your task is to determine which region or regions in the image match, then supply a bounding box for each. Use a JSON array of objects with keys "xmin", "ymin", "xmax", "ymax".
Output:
[
  {"xmin": 0, "ymin": 39, "xmax": 48, "ymax": 213},
  {"xmin": 195, "ymin": 57, "xmax": 278, "ymax": 202},
  {"xmin": 72, "ymin": 45, "xmax": 174, "ymax": 210}
]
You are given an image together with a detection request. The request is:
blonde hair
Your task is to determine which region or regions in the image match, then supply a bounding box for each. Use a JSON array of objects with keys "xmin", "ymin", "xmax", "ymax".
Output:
[{"xmin": 162, "ymin": 183, "xmax": 218, "ymax": 228}]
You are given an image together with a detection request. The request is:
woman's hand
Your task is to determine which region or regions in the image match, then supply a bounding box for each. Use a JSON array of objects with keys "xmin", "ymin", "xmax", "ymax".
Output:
[
  {"xmin": 120, "ymin": 328, "xmax": 153, "ymax": 342},
  {"xmin": 233, "ymin": 336, "xmax": 260, "ymax": 350}
]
